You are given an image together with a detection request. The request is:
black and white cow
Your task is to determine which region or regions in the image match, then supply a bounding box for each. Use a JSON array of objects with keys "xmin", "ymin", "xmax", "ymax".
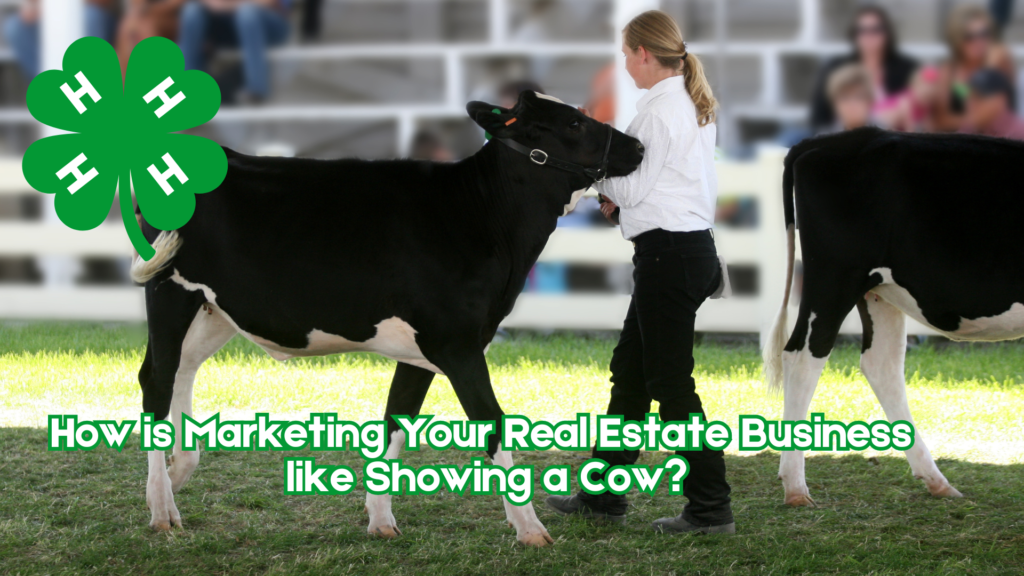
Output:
[
  {"xmin": 130, "ymin": 91, "xmax": 643, "ymax": 546},
  {"xmin": 763, "ymin": 127, "xmax": 1024, "ymax": 506}
]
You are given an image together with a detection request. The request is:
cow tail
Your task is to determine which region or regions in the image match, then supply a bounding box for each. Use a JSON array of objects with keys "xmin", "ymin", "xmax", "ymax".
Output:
[
  {"xmin": 763, "ymin": 146, "xmax": 800, "ymax": 394},
  {"xmin": 130, "ymin": 230, "xmax": 182, "ymax": 284}
]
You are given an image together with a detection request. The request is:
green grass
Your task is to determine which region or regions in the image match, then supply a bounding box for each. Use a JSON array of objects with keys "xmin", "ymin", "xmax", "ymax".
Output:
[{"xmin": 2, "ymin": 322, "xmax": 1024, "ymax": 574}]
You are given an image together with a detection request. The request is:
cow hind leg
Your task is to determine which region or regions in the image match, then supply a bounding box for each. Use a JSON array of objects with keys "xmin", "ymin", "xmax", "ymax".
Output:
[
  {"xmin": 779, "ymin": 305, "xmax": 849, "ymax": 507},
  {"xmin": 859, "ymin": 295, "xmax": 961, "ymax": 498},
  {"xmin": 142, "ymin": 285, "xmax": 234, "ymax": 531},
  {"xmin": 366, "ymin": 362, "xmax": 435, "ymax": 538},
  {"xmin": 166, "ymin": 307, "xmax": 236, "ymax": 492},
  {"xmin": 435, "ymin": 350, "xmax": 552, "ymax": 547}
]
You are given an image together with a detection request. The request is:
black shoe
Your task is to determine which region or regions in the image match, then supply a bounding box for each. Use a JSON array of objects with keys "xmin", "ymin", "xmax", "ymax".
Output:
[
  {"xmin": 651, "ymin": 513, "xmax": 735, "ymax": 534},
  {"xmin": 545, "ymin": 493, "xmax": 627, "ymax": 523}
]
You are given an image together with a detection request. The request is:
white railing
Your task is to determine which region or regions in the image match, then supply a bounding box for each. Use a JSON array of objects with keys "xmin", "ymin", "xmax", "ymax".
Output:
[
  {"xmin": 0, "ymin": 151, "xmax": 938, "ymax": 336},
  {"xmin": 508, "ymin": 146, "xmax": 938, "ymax": 338},
  {"xmin": 0, "ymin": 0, "xmax": 961, "ymax": 335},
  {"xmin": 506, "ymin": 147, "xmax": 789, "ymax": 336}
]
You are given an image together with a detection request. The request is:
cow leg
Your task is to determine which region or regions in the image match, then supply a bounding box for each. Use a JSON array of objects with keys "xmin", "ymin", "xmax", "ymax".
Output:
[
  {"xmin": 859, "ymin": 296, "xmax": 962, "ymax": 498},
  {"xmin": 435, "ymin": 350, "xmax": 552, "ymax": 547},
  {"xmin": 366, "ymin": 362, "xmax": 434, "ymax": 538},
  {"xmin": 141, "ymin": 284, "xmax": 232, "ymax": 531},
  {"xmin": 166, "ymin": 307, "xmax": 236, "ymax": 492},
  {"xmin": 778, "ymin": 345, "xmax": 828, "ymax": 506},
  {"xmin": 779, "ymin": 302, "xmax": 851, "ymax": 506}
]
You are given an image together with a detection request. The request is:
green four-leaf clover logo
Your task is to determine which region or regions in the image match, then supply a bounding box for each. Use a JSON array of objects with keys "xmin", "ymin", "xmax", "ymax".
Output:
[{"xmin": 22, "ymin": 36, "xmax": 227, "ymax": 261}]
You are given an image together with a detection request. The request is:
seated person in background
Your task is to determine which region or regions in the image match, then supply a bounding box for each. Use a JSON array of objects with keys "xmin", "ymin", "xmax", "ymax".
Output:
[
  {"xmin": 117, "ymin": 0, "xmax": 188, "ymax": 77},
  {"xmin": 408, "ymin": 131, "xmax": 453, "ymax": 162},
  {"xmin": 962, "ymin": 68, "xmax": 1024, "ymax": 141},
  {"xmin": 179, "ymin": 0, "xmax": 291, "ymax": 104},
  {"xmin": 934, "ymin": 4, "xmax": 1015, "ymax": 132},
  {"xmin": 808, "ymin": 5, "xmax": 917, "ymax": 133},
  {"xmin": 498, "ymin": 80, "xmax": 544, "ymax": 109},
  {"xmin": 585, "ymin": 63, "xmax": 616, "ymax": 125},
  {"xmin": 878, "ymin": 66, "xmax": 941, "ymax": 133},
  {"xmin": 825, "ymin": 64, "xmax": 876, "ymax": 132},
  {"xmin": 3, "ymin": 0, "xmax": 116, "ymax": 80}
]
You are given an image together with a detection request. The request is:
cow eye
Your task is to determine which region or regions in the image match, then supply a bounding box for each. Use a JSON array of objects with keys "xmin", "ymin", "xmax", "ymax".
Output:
[{"xmin": 568, "ymin": 120, "xmax": 581, "ymax": 131}]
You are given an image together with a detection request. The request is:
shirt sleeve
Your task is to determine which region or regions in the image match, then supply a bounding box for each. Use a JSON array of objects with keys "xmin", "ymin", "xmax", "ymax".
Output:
[{"xmin": 593, "ymin": 112, "xmax": 672, "ymax": 209}]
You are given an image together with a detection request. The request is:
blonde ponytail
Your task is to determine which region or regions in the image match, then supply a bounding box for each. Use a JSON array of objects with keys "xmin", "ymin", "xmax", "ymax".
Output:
[{"xmin": 623, "ymin": 10, "xmax": 718, "ymax": 126}]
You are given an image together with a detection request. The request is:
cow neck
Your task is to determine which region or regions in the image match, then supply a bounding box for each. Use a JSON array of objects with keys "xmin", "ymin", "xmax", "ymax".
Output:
[{"xmin": 459, "ymin": 140, "xmax": 581, "ymax": 301}]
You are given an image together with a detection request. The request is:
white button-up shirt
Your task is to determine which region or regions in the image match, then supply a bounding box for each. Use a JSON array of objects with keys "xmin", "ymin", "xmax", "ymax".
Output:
[{"xmin": 594, "ymin": 75, "xmax": 718, "ymax": 240}]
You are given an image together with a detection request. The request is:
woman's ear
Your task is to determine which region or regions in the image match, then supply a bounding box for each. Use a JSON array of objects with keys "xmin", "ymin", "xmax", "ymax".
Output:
[{"xmin": 467, "ymin": 101, "xmax": 519, "ymax": 138}]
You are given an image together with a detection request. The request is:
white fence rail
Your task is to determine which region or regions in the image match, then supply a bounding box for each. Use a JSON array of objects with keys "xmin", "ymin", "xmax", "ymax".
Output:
[
  {"xmin": 507, "ymin": 147, "xmax": 789, "ymax": 336},
  {"xmin": 0, "ymin": 152, "xmax": 936, "ymax": 336}
]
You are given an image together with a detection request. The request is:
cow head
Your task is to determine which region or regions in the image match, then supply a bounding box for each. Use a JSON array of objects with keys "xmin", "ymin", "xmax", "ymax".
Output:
[{"xmin": 467, "ymin": 91, "xmax": 644, "ymax": 213}]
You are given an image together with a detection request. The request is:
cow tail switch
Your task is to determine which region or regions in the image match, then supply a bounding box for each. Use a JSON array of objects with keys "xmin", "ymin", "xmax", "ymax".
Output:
[{"xmin": 130, "ymin": 230, "xmax": 183, "ymax": 284}]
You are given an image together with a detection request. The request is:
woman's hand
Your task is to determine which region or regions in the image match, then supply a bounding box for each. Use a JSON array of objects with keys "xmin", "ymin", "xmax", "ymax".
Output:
[{"xmin": 600, "ymin": 199, "xmax": 619, "ymax": 225}]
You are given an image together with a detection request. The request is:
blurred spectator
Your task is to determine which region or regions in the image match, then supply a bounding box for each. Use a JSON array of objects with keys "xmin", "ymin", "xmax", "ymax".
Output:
[
  {"xmin": 179, "ymin": 0, "xmax": 291, "ymax": 104},
  {"xmin": 963, "ymin": 68, "xmax": 1024, "ymax": 140},
  {"xmin": 498, "ymin": 80, "xmax": 544, "ymax": 109},
  {"xmin": 585, "ymin": 63, "xmax": 616, "ymax": 125},
  {"xmin": 408, "ymin": 130, "xmax": 453, "ymax": 162},
  {"xmin": 990, "ymin": 0, "xmax": 1015, "ymax": 36},
  {"xmin": 117, "ymin": 0, "xmax": 187, "ymax": 76},
  {"xmin": 3, "ymin": 0, "xmax": 117, "ymax": 80},
  {"xmin": 881, "ymin": 66, "xmax": 942, "ymax": 133},
  {"xmin": 934, "ymin": 4, "xmax": 1015, "ymax": 132},
  {"xmin": 826, "ymin": 64, "xmax": 875, "ymax": 132},
  {"xmin": 809, "ymin": 5, "xmax": 917, "ymax": 132},
  {"xmin": 300, "ymin": 0, "xmax": 323, "ymax": 42}
]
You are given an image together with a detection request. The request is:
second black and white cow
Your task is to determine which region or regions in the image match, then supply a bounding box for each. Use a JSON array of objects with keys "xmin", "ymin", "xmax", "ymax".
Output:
[
  {"xmin": 130, "ymin": 90, "xmax": 643, "ymax": 546},
  {"xmin": 763, "ymin": 127, "xmax": 1024, "ymax": 506}
]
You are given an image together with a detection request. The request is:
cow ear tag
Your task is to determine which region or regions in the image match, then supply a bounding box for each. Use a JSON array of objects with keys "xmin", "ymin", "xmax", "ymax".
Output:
[{"xmin": 484, "ymin": 108, "xmax": 502, "ymax": 141}]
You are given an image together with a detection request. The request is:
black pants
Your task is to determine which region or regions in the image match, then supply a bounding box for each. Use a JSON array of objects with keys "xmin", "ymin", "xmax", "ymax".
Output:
[{"xmin": 591, "ymin": 228, "xmax": 733, "ymax": 526}]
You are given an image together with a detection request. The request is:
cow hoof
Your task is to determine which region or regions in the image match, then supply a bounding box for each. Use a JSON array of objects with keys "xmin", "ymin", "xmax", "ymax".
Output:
[
  {"xmin": 148, "ymin": 515, "xmax": 181, "ymax": 531},
  {"xmin": 784, "ymin": 493, "xmax": 816, "ymax": 507},
  {"xmin": 928, "ymin": 483, "xmax": 963, "ymax": 498},
  {"xmin": 147, "ymin": 488, "xmax": 182, "ymax": 530},
  {"xmin": 517, "ymin": 531, "xmax": 554, "ymax": 547},
  {"xmin": 369, "ymin": 525, "xmax": 402, "ymax": 539}
]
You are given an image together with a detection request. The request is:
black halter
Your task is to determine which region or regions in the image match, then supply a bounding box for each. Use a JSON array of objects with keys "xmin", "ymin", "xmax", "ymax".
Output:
[{"xmin": 496, "ymin": 124, "xmax": 614, "ymax": 184}]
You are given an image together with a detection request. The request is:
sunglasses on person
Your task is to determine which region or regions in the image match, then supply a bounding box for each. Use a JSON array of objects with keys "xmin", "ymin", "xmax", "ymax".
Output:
[
  {"xmin": 965, "ymin": 27, "xmax": 992, "ymax": 42},
  {"xmin": 855, "ymin": 25, "xmax": 886, "ymax": 37}
]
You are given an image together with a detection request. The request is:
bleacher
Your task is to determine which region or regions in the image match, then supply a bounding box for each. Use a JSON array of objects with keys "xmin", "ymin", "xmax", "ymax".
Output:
[{"xmin": 0, "ymin": 0, "xmax": 1019, "ymax": 334}]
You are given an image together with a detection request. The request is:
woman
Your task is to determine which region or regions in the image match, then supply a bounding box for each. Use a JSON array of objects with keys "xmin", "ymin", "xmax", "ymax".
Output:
[
  {"xmin": 933, "ymin": 4, "xmax": 1016, "ymax": 132},
  {"xmin": 545, "ymin": 10, "xmax": 734, "ymax": 534},
  {"xmin": 809, "ymin": 5, "xmax": 918, "ymax": 132}
]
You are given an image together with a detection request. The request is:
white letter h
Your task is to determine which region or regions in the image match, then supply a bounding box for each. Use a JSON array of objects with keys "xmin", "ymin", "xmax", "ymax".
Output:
[
  {"xmin": 55, "ymin": 153, "xmax": 98, "ymax": 194},
  {"xmin": 143, "ymin": 77, "xmax": 186, "ymax": 118},
  {"xmin": 60, "ymin": 72, "xmax": 102, "ymax": 114},
  {"xmin": 147, "ymin": 153, "xmax": 188, "ymax": 195}
]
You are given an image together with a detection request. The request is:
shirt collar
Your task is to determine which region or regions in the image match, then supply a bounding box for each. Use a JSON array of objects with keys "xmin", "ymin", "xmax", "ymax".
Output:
[{"xmin": 636, "ymin": 75, "xmax": 684, "ymax": 112}]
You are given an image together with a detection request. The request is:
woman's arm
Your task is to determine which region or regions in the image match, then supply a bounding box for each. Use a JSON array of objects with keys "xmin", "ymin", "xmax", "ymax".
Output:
[
  {"xmin": 931, "ymin": 62, "xmax": 963, "ymax": 132},
  {"xmin": 593, "ymin": 112, "xmax": 672, "ymax": 209},
  {"xmin": 990, "ymin": 44, "xmax": 1016, "ymax": 80}
]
